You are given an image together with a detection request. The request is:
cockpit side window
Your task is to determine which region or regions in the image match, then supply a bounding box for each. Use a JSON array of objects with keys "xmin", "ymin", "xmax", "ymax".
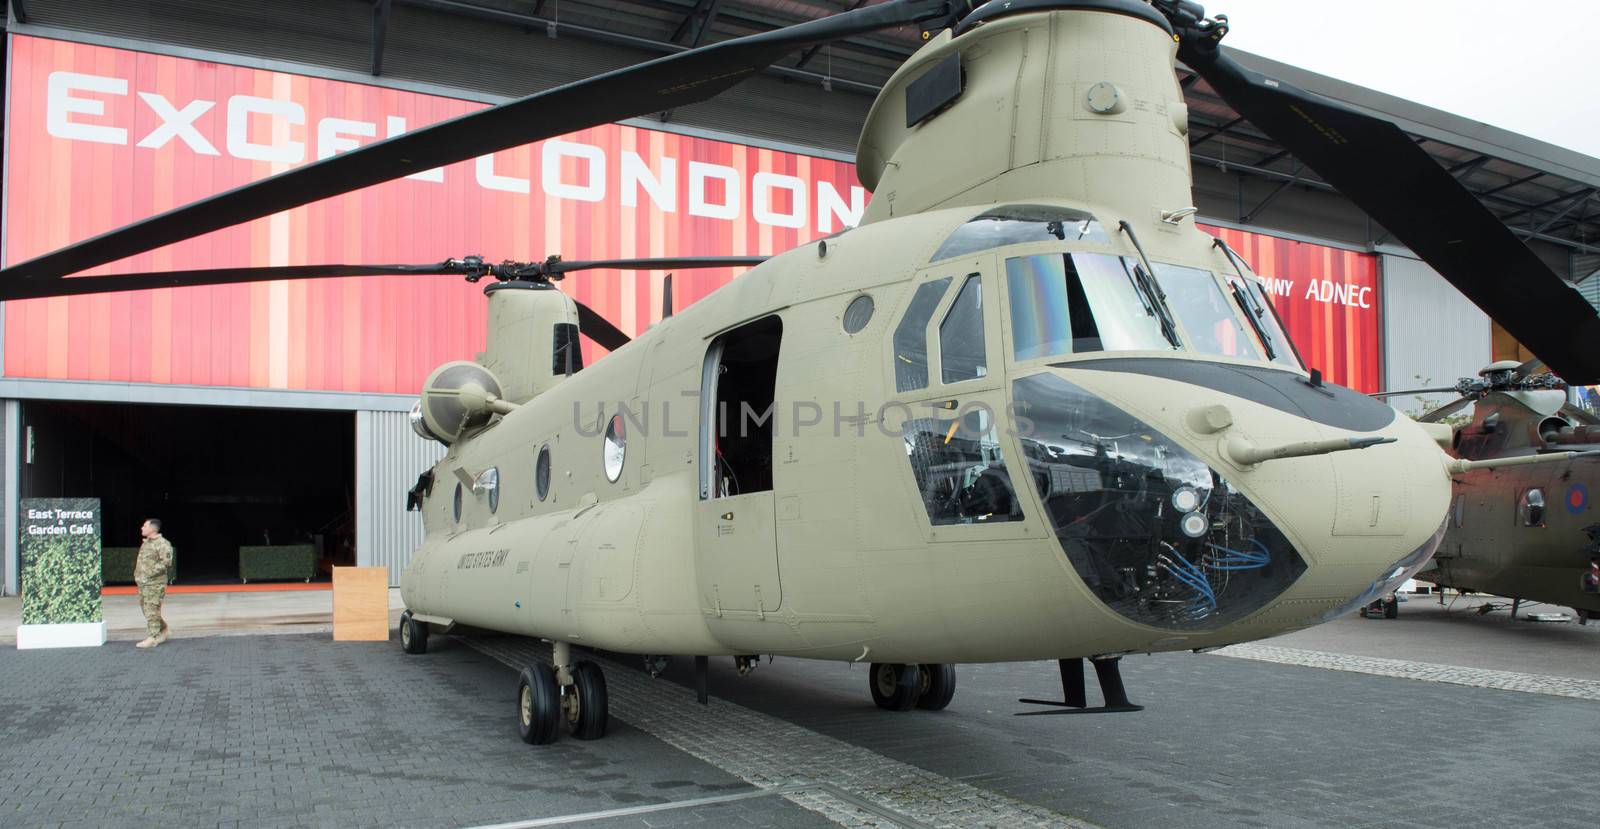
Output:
[
  {"xmin": 932, "ymin": 205, "xmax": 1108, "ymax": 262},
  {"xmin": 1004, "ymin": 253, "xmax": 1172, "ymax": 360},
  {"xmin": 893, "ymin": 277, "xmax": 953, "ymax": 392},
  {"xmin": 1151, "ymin": 264, "xmax": 1260, "ymax": 360},
  {"xmin": 903, "ymin": 407, "xmax": 1023, "ymax": 526},
  {"xmin": 939, "ymin": 274, "xmax": 987, "ymax": 384}
]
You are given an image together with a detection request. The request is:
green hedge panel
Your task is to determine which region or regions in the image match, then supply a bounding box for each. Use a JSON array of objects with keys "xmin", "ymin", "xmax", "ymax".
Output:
[
  {"xmin": 101, "ymin": 546, "xmax": 177, "ymax": 585},
  {"xmin": 239, "ymin": 545, "xmax": 317, "ymax": 582}
]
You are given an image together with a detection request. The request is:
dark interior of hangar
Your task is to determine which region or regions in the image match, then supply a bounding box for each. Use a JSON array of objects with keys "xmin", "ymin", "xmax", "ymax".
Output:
[{"xmin": 20, "ymin": 401, "xmax": 355, "ymax": 584}]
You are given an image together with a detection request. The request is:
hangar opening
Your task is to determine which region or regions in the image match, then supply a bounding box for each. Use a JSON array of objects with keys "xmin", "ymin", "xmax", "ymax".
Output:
[{"xmin": 19, "ymin": 401, "xmax": 356, "ymax": 585}]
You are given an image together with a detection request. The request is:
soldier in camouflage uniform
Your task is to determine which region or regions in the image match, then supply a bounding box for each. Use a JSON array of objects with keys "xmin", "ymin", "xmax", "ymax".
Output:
[{"xmin": 134, "ymin": 518, "xmax": 174, "ymax": 649}]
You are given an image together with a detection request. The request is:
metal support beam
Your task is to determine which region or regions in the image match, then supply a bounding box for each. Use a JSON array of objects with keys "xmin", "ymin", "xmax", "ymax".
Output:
[
  {"xmin": 1530, "ymin": 189, "xmax": 1595, "ymax": 235},
  {"xmin": 1194, "ymin": 153, "xmax": 1600, "ymax": 256},
  {"xmin": 669, "ymin": 0, "xmax": 712, "ymax": 43},
  {"xmin": 10, "ymin": 0, "xmax": 29, "ymax": 25},
  {"xmin": 396, "ymin": 0, "xmax": 883, "ymax": 95},
  {"xmin": 1188, "ymin": 116, "xmax": 1245, "ymax": 150},
  {"xmin": 1501, "ymin": 187, "xmax": 1593, "ymax": 224},
  {"xmin": 1477, "ymin": 171, "xmax": 1544, "ymax": 199},
  {"xmin": 1448, "ymin": 154, "xmax": 1491, "ymax": 181},
  {"xmin": 1244, "ymin": 162, "xmax": 1303, "ymax": 223},
  {"xmin": 795, "ymin": 0, "xmax": 868, "ymax": 69},
  {"xmin": 370, "ymin": 0, "xmax": 392, "ymax": 76},
  {"xmin": 689, "ymin": 0, "xmax": 723, "ymax": 48}
]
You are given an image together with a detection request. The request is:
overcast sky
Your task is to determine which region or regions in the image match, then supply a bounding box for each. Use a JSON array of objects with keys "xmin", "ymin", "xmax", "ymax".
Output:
[{"xmin": 1210, "ymin": 0, "xmax": 1598, "ymax": 160}]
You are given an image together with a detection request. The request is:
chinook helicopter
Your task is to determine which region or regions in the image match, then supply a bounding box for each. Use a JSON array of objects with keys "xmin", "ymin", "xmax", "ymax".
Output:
[
  {"xmin": 3, "ymin": 0, "xmax": 1600, "ymax": 745},
  {"xmin": 1376, "ymin": 360, "xmax": 1600, "ymax": 623}
]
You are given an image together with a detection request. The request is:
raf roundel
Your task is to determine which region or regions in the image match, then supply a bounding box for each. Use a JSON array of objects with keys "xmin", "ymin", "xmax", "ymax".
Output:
[{"xmin": 1567, "ymin": 483, "xmax": 1589, "ymax": 515}]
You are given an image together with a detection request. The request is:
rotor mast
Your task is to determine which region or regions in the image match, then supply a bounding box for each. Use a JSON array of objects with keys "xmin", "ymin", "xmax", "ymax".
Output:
[{"xmin": 857, "ymin": 1, "xmax": 1192, "ymax": 229}]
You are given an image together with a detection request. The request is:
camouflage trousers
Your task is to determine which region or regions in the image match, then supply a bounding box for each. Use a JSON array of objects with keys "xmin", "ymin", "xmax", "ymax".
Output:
[{"xmin": 137, "ymin": 581, "xmax": 167, "ymax": 638}]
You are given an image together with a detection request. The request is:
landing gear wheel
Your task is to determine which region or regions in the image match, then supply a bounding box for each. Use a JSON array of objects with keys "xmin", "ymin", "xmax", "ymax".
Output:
[
  {"xmin": 564, "ymin": 660, "xmax": 610, "ymax": 740},
  {"xmin": 1384, "ymin": 598, "xmax": 1399, "ymax": 619},
  {"xmin": 399, "ymin": 611, "xmax": 428, "ymax": 655},
  {"xmin": 869, "ymin": 663, "xmax": 922, "ymax": 711},
  {"xmin": 916, "ymin": 664, "xmax": 957, "ymax": 711},
  {"xmin": 517, "ymin": 663, "xmax": 561, "ymax": 745}
]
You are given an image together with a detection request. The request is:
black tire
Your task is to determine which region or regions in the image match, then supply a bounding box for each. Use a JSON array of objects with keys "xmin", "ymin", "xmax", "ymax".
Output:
[
  {"xmin": 517, "ymin": 664, "xmax": 561, "ymax": 745},
  {"xmin": 868, "ymin": 663, "xmax": 921, "ymax": 711},
  {"xmin": 1384, "ymin": 598, "xmax": 1399, "ymax": 619},
  {"xmin": 916, "ymin": 664, "xmax": 957, "ymax": 711},
  {"xmin": 566, "ymin": 660, "xmax": 610, "ymax": 740},
  {"xmin": 400, "ymin": 612, "xmax": 428, "ymax": 655}
]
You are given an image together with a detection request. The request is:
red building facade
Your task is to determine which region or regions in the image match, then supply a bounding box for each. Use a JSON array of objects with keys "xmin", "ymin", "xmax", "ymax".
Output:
[{"xmin": 3, "ymin": 35, "xmax": 1382, "ymax": 394}]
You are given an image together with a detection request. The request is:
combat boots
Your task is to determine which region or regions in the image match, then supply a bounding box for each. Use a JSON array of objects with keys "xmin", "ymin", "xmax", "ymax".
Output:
[
  {"xmin": 135, "ymin": 636, "xmax": 157, "ymax": 649},
  {"xmin": 154, "ymin": 623, "xmax": 171, "ymax": 645}
]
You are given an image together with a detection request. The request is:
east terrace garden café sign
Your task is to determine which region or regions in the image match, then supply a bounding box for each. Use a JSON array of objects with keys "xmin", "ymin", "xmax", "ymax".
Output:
[{"xmin": 17, "ymin": 498, "xmax": 105, "ymax": 649}]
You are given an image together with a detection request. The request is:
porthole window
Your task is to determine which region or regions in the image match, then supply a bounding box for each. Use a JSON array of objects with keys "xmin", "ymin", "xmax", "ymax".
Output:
[
  {"xmin": 843, "ymin": 295, "xmax": 874, "ymax": 334},
  {"xmin": 453, "ymin": 482, "xmax": 463, "ymax": 523},
  {"xmin": 536, "ymin": 445, "xmax": 552, "ymax": 501},
  {"xmin": 603, "ymin": 414, "xmax": 626, "ymax": 482},
  {"xmin": 1519, "ymin": 488, "xmax": 1545, "ymax": 527},
  {"xmin": 473, "ymin": 467, "xmax": 500, "ymax": 514}
]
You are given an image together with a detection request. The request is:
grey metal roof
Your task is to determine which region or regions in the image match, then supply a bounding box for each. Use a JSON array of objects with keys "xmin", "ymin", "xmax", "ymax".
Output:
[{"xmin": 385, "ymin": 0, "xmax": 1600, "ymax": 260}]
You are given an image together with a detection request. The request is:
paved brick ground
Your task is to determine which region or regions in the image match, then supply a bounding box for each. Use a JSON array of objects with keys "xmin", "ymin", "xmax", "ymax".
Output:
[
  {"xmin": 650, "ymin": 649, "xmax": 1600, "ymax": 829},
  {"xmin": 5, "ymin": 618, "xmax": 1598, "ymax": 829},
  {"xmin": 0, "ymin": 634, "xmax": 835, "ymax": 829}
]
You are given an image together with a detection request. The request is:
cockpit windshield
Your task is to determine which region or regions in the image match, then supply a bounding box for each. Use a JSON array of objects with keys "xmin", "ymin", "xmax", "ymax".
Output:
[
  {"xmin": 1005, "ymin": 253, "xmax": 1174, "ymax": 360},
  {"xmin": 933, "ymin": 205, "xmax": 1109, "ymax": 262},
  {"xmin": 1005, "ymin": 252, "xmax": 1303, "ymax": 369},
  {"xmin": 1150, "ymin": 263, "xmax": 1260, "ymax": 361}
]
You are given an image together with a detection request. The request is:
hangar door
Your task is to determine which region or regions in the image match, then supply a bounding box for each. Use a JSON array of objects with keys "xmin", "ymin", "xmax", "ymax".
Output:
[{"xmin": 19, "ymin": 400, "xmax": 355, "ymax": 585}]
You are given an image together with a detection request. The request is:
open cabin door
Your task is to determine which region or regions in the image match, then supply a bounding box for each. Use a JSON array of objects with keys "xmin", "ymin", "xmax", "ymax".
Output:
[{"xmin": 695, "ymin": 316, "xmax": 783, "ymax": 614}]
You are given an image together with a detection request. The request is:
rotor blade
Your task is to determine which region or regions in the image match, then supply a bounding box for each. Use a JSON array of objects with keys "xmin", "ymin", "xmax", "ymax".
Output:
[
  {"xmin": 1176, "ymin": 41, "xmax": 1600, "ymax": 384},
  {"xmin": 1419, "ymin": 396, "xmax": 1474, "ymax": 424},
  {"xmin": 1513, "ymin": 357, "xmax": 1546, "ymax": 381},
  {"xmin": 0, "ymin": 0, "xmax": 954, "ymax": 291},
  {"xmin": 548, "ymin": 256, "xmax": 768, "ymax": 276},
  {"xmin": 0, "ymin": 262, "xmax": 460, "ymax": 301},
  {"xmin": 575, "ymin": 301, "xmax": 631, "ymax": 352},
  {"xmin": 1370, "ymin": 387, "xmax": 1460, "ymax": 399},
  {"xmin": 663, "ymin": 273, "xmax": 675, "ymax": 320},
  {"xmin": 1561, "ymin": 403, "xmax": 1600, "ymax": 427}
]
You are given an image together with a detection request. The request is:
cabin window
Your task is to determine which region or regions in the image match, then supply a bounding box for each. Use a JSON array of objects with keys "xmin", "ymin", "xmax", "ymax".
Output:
[
  {"xmin": 453, "ymin": 482, "xmax": 463, "ymax": 523},
  {"xmin": 893, "ymin": 277, "xmax": 952, "ymax": 392},
  {"xmin": 939, "ymin": 275, "xmax": 987, "ymax": 383},
  {"xmin": 903, "ymin": 406, "xmax": 1023, "ymax": 525},
  {"xmin": 701, "ymin": 316, "xmax": 782, "ymax": 499},
  {"xmin": 535, "ymin": 445, "xmax": 551, "ymax": 501},
  {"xmin": 1151, "ymin": 264, "xmax": 1260, "ymax": 360},
  {"xmin": 473, "ymin": 467, "xmax": 501, "ymax": 513},
  {"xmin": 1519, "ymin": 488, "xmax": 1545, "ymax": 527},
  {"xmin": 1004, "ymin": 253, "xmax": 1171, "ymax": 359},
  {"xmin": 603, "ymin": 415, "xmax": 626, "ymax": 483},
  {"xmin": 932, "ymin": 204, "xmax": 1107, "ymax": 262},
  {"xmin": 843, "ymin": 295, "xmax": 875, "ymax": 334}
]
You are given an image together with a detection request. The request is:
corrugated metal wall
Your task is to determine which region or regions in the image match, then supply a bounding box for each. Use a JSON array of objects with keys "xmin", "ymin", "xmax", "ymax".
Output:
[
  {"xmin": 356, "ymin": 410, "xmax": 445, "ymax": 585},
  {"xmin": 1380, "ymin": 254, "xmax": 1492, "ymax": 417}
]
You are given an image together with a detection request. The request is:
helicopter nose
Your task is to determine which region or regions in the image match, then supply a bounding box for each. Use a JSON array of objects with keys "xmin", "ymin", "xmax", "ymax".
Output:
[{"xmin": 1014, "ymin": 359, "xmax": 1452, "ymax": 634}]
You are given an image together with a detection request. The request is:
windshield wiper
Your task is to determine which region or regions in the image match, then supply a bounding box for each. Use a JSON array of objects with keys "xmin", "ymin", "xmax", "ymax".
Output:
[
  {"xmin": 1229, "ymin": 282, "xmax": 1276, "ymax": 361},
  {"xmin": 1117, "ymin": 221, "xmax": 1182, "ymax": 348},
  {"xmin": 1213, "ymin": 238, "xmax": 1278, "ymax": 361}
]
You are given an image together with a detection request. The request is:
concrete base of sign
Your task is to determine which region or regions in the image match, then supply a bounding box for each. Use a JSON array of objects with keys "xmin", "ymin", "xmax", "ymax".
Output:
[{"xmin": 16, "ymin": 621, "xmax": 107, "ymax": 649}]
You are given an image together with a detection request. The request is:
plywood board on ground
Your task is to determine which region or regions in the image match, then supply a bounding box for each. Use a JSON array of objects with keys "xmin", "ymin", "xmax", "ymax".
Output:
[{"xmin": 333, "ymin": 567, "xmax": 389, "ymax": 641}]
